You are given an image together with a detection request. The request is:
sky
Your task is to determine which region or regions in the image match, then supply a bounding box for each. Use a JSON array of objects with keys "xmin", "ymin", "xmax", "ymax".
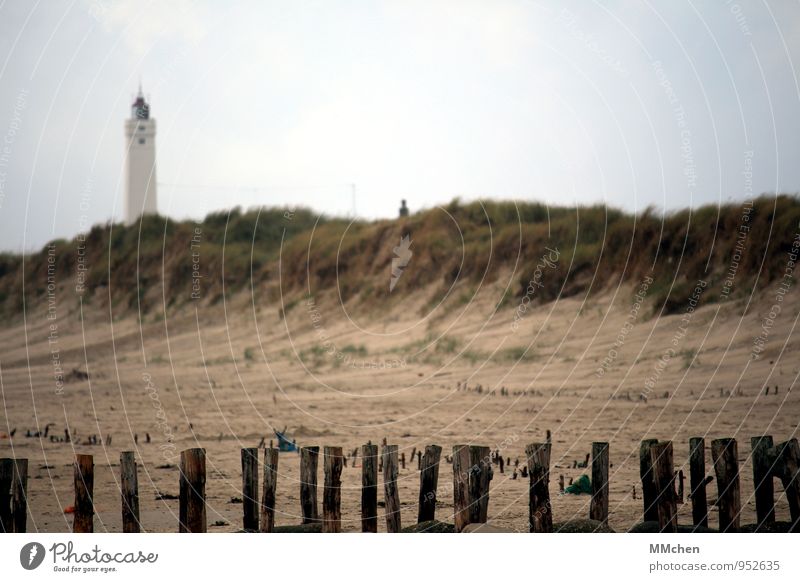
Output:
[{"xmin": 1, "ymin": 0, "xmax": 799, "ymax": 252}]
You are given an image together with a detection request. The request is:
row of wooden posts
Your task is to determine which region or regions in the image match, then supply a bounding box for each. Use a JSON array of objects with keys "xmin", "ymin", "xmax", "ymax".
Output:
[
  {"xmin": 639, "ymin": 436, "xmax": 800, "ymax": 532},
  {"xmin": 1, "ymin": 435, "xmax": 798, "ymax": 533}
]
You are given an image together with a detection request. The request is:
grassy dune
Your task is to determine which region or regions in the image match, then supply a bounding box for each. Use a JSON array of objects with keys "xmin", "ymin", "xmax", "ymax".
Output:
[{"xmin": 1, "ymin": 194, "xmax": 798, "ymax": 320}]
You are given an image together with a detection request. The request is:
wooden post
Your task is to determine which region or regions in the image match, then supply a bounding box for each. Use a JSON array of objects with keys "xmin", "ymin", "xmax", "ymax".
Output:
[
  {"xmin": 361, "ymin": 444, "xmax": 378, "ymax": 532},
  {"xmin": 590, "ymin": 442, "xmax": 609, "ymax": 525},
  {"xmin": 11, "ymin": 458, "xmax": 27, "ymax": 533},
  {"xmin": 776, "ymin": 438, "xmax": 800, "ymax": 532},
  {"xmin": 688, "ymin": 437, "xmax": 708, "ymax": 527},
  {"xmin": 0, "ymin": 459, "xmax": 11, "ymax": 533},
  {"xmin": 300, "ymin": 446, "xmax": 319, "ymax": 524},
  {"xmin": 472, "ymin": 446, "xmax": 492, "ymax": 524},
  {"xmin": 417, "ymin": 445, "xmax": 442, "ymax": 523},
  {"xmin": 323, "ymin": 446, "xmax": 344, "ymax": 533},
  {"xmin": 750, "ymin": 435, "xmax": 775, "ymax": 529},
  {"xmin": 73, "ymin": 454, "xmax": 94, "ymax": 533},
  {"xmin": 241, "ymin": 447, "xmax": 259, "ymax": 532},
  {"xmin": 383, "ymin": 444, "xmax": 401, "ymax": 532},
  {"xmin": 120, "ymin": 452, "xmax": 140, "ymax": 533},
  {"xmin": 452, "ymin": 445, "xmax": 492, "ymax": 532},
  {"xmin": 179, "ymin": 448, "xmax": 206, "ymax": 533},
  {"xmin": 650, "ymin": 442, "xmax": 677, "ymax": 532},
  {"xmin": 711, "ymin": 438, "xmax": 740, "ymax": 532},
  {"xmin": 453, "ymin": 445, "xmax": 470, "ymax": 532},
  {"xmin": 639, "ymin": 438, "xmax": 659, "ymax": 522},
  {"xmin": 525, "ymin": 442, "xmax": 552, "ymax": 532},
  {"xmin": 260, "ymin": 448, "xmax": 279, "ymax": 532}
]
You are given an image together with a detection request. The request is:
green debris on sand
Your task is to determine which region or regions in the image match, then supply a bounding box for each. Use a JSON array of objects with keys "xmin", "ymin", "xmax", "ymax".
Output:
[{"xmin": 564, "ymin": 474, "xmax": 592, "ymax": 495}]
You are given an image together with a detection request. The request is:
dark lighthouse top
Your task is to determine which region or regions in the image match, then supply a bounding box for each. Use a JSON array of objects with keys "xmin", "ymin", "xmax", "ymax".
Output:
[{"xmin": 131, "ymin": 86, "xmax": 150, "ymax": 120}]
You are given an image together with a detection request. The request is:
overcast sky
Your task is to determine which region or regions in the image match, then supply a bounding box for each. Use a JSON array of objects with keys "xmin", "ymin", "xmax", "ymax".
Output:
[{"xmin": 1, "ymin": 0, "xmax": 799, "ymax": 251}]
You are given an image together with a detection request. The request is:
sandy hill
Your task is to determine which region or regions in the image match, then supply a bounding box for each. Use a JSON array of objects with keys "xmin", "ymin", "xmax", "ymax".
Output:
[{"xmin": 0, "ymin": 195, "xmax": 799, "ymax": 532}]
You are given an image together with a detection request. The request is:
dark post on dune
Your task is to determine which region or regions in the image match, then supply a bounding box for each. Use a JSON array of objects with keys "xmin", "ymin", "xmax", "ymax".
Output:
[
  {"xmin": 711, "ymin": 438, "xmax": 740, "ymax": 532},
  {"xmin": 688, "ymin": 437, "xmax": 708, "ymax": 527},
  {"xmin": 639, "ymin": 438, "xmax": 659, "ymax": 522},
  {"xmin": 383, "ymin": 444, "xmax": 401, "ymax": 532},
  {"xmin": 452, "ymin": 445, "xmax": 492, "ymax": 532},
  {"xmin": 73, "ymin": 454, "xmax": 94, "ymax": 533},
  {"xmin": 300, "ymin": 446, "xmax": 320, "ymax": 524},
  {"xmin": 0, "ymin": 458, "xmax": 12, "ymax": 533},
  {"xmin": 777, "ymin": 438, "xmax": 800, "ymax": 531},
  {"xmin": 417, "ymin": 444, "xmax": 442, "ymax": 523},
  {"xmin": 241, "ymin": 447, "xmax": 259, "ymax": 532},
  {"xmin": 260, "ymin": 448, "xmax": 279, "ymax": 533},
  {"xmin": 650, "ymin": 442, "xmax": 677, "ymax": 532},
  {"xmin": 12, "ymin": 458, "xmax": 28, "ymax": 533},
  {"xmin": 323, "ymin": 446, "xmax": 344, "ymax": 533},
  {"xmin": 120, "ymin": 452, "xmax": 140, "ymax": 533},
  {"xmin": 751, "ymin": 435, "xmax": 775, "ymax": 529},
  {"xmin": 526, "ymin": 442, "xmax": 552, "ymax": 533},
  {"xmin": 179, "ymin": 448, "xmax": 207, "ymax": 533},
  {"xmin": 590, "ymin": 442, "xmax": 609, "ymax": 525},
  {"xmin": 361, "ymin": 443, "xmax": 378, "ymax": 532}
]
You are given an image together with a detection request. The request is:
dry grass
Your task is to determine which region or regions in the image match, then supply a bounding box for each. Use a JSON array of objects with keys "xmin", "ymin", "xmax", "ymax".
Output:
[{"xmin": 1, "ymin": 195, "xmax": 798, "ymax": 320}]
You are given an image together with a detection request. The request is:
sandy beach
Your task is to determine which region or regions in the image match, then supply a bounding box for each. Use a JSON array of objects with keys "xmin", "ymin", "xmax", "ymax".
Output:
[{"xmin": 1, "ymin": 272, "xmax": 797, "ymax": 532}]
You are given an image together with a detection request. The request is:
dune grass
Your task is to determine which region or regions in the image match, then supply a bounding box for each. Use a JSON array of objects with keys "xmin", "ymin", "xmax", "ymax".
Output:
[{"xmin": 1, "ymin": 195, "xmax": 798, "ymax": 320}]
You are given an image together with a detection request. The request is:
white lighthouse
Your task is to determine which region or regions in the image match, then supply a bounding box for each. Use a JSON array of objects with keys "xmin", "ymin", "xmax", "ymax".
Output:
[{"xmin": 124, "ymin": 86, "xmax": 158, "ymax": 224}]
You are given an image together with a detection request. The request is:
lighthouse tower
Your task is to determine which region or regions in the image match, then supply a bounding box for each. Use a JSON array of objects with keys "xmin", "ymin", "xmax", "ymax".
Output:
[{"xmin": 124, "ymin": 86, "xmax": 157, "ymax": 224}]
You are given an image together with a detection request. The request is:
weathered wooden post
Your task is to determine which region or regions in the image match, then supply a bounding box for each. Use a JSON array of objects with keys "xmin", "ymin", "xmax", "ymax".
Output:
[
  {"xmin": 711, "ymin": 438, "xmax": 740, "ymax": 532},
  {"xmin": 260, "ymin": 448, "xmax": 279, "ymax": 532},
  {"xmin": 453, "ymin": 445, "xmax": 471, "ymax": 532},
  {"xmin": 639, "ymin": 438, "xmax": 659, "ymax": 522},
  {"xmin": 361, "ymin": 443, "xmax": 378, "ymax": 532},
  {"xmin": 383, "ymin": 444, "xmax": 401, "ymax": 532},
  {"xmin": 750, "ymin": 435, "xmax": 775, "ymax": 529},
  {"xmin": 241, "ymin": 447, "xmax": 259, "ymax": 532},
  {"xmin": 120, "ymin": 452, "xmax": 140, "ymax": 533},
  {"xmin": 300, "ymin": 446, "xmax": 319, "ymax": 524},
  {"xmin": 776, "ymin": 438, "xmax": 800, "ymax": 531},
  {"xmin": 650, "ymin": 442, "xmax": 677, "ymax": 532},
  {"xmin": 590, "ymin": 442, "xmax": 609, "ymax": 525},
  {"xmin": 179, "ymin": 448, "xmax": 206, "ymax": 533},
  {"xmin": 452, "ymin": 445, "xmax": 492, "ymax": 532},
  {"xmin": 417, "ymin": 444, "xmax": 442, "ymax": 523},
  {"xmin": 323, "ymin": 446, "xmax": 344, "ymax": 533},
  {"xmin": 73, "ymin": 454, "xmax": 94, "ymax": 533},
  {"xmin": 0, "ymin": 458, "xmax": 11, "ymax": 533},
  {"xmin": 525, "ymin": 442, "xmax": 552, "ymax": 532},
  {"xmin": 688, "ymin": 437, "xmax": 708, "ymax": 527},
  {"xmin": 12, "ymin": 458, "xmax": 27, "ymax": 533},
  {"xmin": 473, "ymin": 447, "xmax": 492, "ymax": 524}
]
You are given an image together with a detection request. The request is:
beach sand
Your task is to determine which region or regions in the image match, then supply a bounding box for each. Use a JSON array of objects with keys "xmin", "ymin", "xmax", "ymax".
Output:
[{"xmin": 1, "ymin": 277, "xmax": 798, "ymax": 532}]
